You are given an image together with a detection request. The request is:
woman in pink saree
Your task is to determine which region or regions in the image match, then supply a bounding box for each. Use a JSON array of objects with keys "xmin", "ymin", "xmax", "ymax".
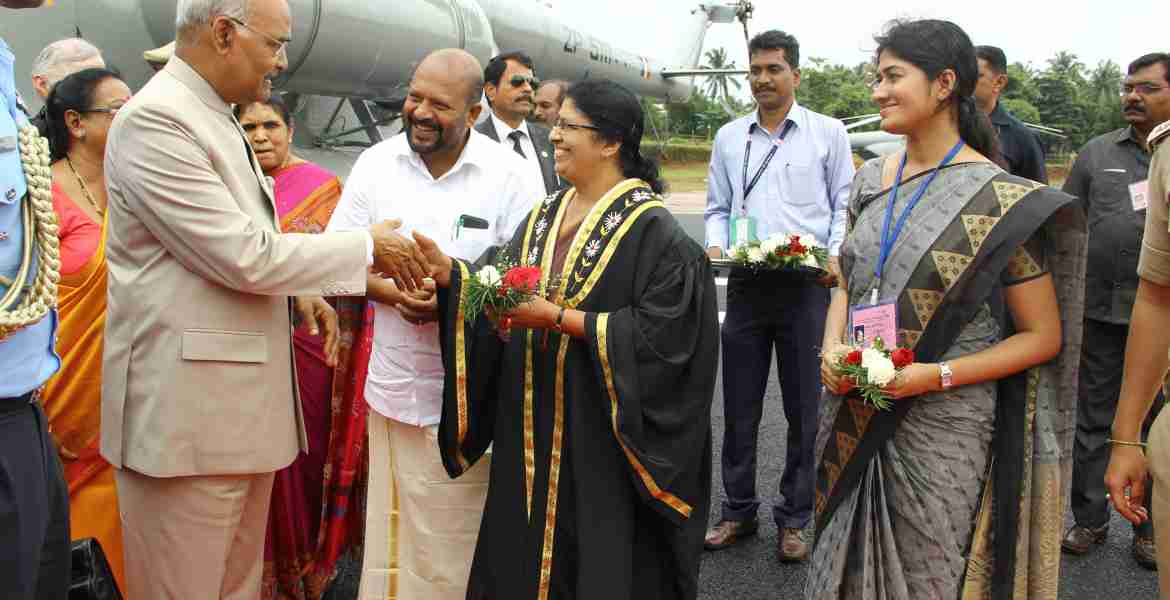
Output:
[{"xmin": 237, "ymin": 94, "xmax": 372, "ymax": 600}]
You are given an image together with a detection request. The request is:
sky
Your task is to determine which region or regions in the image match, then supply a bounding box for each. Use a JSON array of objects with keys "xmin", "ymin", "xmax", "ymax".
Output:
[{"xmin": 551, "ymin": 0, "xmax": 1166, "ymax": 74}]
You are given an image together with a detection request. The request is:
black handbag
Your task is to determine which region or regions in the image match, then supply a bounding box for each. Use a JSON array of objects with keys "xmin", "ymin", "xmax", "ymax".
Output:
[{"xmin": 69, "ymin": 538, "xmax": 123, "ymax": 600}]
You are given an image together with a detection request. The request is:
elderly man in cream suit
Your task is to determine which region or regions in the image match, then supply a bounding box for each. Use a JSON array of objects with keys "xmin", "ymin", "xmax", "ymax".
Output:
[{"xmin": 100, "ymin": 0, "xmax": 427, "ymax": 597}]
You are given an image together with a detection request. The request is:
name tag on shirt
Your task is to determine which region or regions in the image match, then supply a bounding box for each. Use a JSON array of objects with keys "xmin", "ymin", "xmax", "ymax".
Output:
[
  {"xmin": 1131, "ymin": 179, "xmax": 1149, "ymax": 212},
  {"xmin": 731, "ymin": 215, "xmax": 757, "ymax": 247},
  {"xmin": 0, "ymin": 136, "xmax": 15, "ymax": 153},
  {"xmin": 849, "ymin": 301, "xmax": 898, "ymax": 349}
]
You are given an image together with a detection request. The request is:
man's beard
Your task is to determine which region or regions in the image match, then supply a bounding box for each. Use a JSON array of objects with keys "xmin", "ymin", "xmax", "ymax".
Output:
[{"xmin": 405, "ymin": 117, "xmax": 446, "ymax": 155}]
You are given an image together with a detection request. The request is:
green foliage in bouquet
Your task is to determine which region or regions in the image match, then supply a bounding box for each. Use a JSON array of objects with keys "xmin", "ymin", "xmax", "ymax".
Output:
[
  {"xmin": 730, "ymin": 232, "xmax": 829, "ymax": 272},
  {"xmin": 463, "ymin": 247, "xmax": 543, "ymax": 325}
]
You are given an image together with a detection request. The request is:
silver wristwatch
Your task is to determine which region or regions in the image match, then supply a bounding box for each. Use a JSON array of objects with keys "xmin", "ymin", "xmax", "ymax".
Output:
[{"xmin": 938, "ymin": 362, "xmax": 954, "ymax": 390}]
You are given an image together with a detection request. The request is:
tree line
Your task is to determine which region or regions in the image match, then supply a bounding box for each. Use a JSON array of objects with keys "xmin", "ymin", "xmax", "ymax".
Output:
[{"xmin": 648, "ymin": 48, "xmax": 1130, "ymax": 156}]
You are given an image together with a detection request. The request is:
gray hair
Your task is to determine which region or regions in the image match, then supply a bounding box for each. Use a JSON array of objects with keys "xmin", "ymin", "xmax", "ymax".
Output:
[
  {"xmin": 175, "ymin": 0, "xmax": 249, "ymax": 34},
  {"xmin": 30, "ymin": 38, "xmax": 103, "ymax": 87}
]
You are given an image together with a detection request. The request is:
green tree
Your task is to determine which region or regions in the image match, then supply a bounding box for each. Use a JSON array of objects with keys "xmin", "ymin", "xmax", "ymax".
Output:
[
  {"xmin": 701, "ymin": 48, "xmax": 743, "ymax": 104},
  {"xmin": 1034, "ymin": 53, "xmax": 1087, "ymax": 147},
  {"xmin": 798, "ymin": 58, "xmax": 873, "ymax": 121},
  {"xmin": 1080, "ymin": 60, "xmax": 1127, "ymax": 142}
]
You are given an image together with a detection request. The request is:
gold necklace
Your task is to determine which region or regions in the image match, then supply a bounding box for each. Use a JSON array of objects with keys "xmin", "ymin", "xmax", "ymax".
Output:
[{"xmin": 66, "ymin": 155, "xmax": 104, "ymax": 219}]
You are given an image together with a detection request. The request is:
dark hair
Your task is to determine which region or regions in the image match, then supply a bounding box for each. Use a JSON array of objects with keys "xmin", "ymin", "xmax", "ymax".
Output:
[
  {"xmin": 45, "ymin": 67, "xmax": 122, "ymax": 161},
  {"xmin": 875, "ymin": 20, "xmax": 1000, "ymax": 162},
  {"xmin": 975, "ymin": 45, "xmax": 1008, "ymax": 75},
  {"xmin": 1128, "ymin": 53, "xmax": 1170, "ymax": 85},
  {"xmin": 564, "ymin": 80, "xmax": 665, "ymax": 194},
  {"xmin": 542, "ymin": 79, "xmax": 569, "ymax": 105},
  {"xmin": 233, "ymin": 92, "xmax": 293, "ymax": 127},
  {"xmin": 748, "ymin": 30, "xmax": 800, "ymax": 69},
  {"xmin": 484, "ymin": 51, "xmax": 535, "ymax": 87}
]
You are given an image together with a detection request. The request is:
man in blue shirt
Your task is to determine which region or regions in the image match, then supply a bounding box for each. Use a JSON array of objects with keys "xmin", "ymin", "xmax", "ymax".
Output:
[
  {"xmin": 703, "ymin": 29, "xmax": 854, "ymax": 562},
  {"xmin": 0, "ymin": 1, "xmax": 71, "ymax": 599}
]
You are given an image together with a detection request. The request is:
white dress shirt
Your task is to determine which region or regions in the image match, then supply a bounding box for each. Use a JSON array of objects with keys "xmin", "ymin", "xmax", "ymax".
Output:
[
  {"xmin": 491, "ymin": 111, "xmax": 547, "ymax": 195},
  {"xmin": 327, "ymin": 130, "xmax": 541, "ymax": 426}
]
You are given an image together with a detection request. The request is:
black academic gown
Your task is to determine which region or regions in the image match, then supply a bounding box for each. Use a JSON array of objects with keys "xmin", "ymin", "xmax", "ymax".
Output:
[{"xmin": 437, "ymin": 180, "xmax": 719, "ymax": 600}]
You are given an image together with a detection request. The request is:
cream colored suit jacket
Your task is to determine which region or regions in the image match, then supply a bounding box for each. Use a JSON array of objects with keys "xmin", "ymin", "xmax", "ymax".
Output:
[{"xmin": 100, "ymin": 58, "xmax": 368, "ymax": 477}]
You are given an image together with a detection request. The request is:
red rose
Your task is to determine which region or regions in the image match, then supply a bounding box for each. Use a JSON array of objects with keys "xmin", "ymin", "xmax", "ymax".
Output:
[
  {"xmin": 502, "ymin": 266, "xmax": 542, "ymax": 293},
  {"xmin": 844, "ymin": 350, "xmax": 862, "ymax": 365},
  {"xmin": 890, "ymin": 347, "xmax": 914, "ymax": 369},
  {"xmin": 788, "ymin": 241, "xmax": 806, "ymax": 255}
]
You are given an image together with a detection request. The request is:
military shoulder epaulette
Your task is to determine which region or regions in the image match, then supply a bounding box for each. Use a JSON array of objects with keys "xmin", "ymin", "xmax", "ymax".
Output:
[{"xmin": 1150, "ymin": 120, "xmax": 1170, "ymax": 150}]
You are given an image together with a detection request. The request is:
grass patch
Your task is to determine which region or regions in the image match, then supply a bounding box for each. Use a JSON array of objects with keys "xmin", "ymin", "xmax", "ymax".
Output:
[{"xmin": 661, "ymin": 162, "xmax": 710, "ymax": 194}]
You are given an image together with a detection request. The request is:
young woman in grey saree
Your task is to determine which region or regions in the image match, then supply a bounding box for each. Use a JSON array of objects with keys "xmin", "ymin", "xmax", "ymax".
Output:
[{"xmin": 810, "ymin": 20, "xmax": 1087, "ymax": 600}]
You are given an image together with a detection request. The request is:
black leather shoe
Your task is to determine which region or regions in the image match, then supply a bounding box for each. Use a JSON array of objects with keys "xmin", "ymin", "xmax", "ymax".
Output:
[
  {"xmin": 704, "ymin": 518, "xmax": 759, "ymax": 550},
  {"xmin": 1134, "ymin": 534, "xmax": 1158, "ymax": 570},
  {"xmin": 1061, "ymin": 524, "xmax": 1109, "ymax": 554}
]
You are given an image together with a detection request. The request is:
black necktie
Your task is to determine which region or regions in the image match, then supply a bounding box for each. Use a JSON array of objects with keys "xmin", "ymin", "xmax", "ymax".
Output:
[{"xmin": 507, "ymin": 130, "xmax": 527, "ymax": 159}]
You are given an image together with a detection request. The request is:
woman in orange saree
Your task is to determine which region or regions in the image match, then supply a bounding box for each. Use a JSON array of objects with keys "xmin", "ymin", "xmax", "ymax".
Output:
[
  {"xmin": 40, "ymin": 68, "xmax": 132, "ymax": 594},
  {"xmin": 237, "ymin": 95, "xmax": 373, "ymax": 600}
]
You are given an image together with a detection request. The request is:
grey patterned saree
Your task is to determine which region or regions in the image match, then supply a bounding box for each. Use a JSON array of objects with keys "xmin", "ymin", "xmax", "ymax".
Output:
[{"xmin": 807, "ymin": 160, "xmax": 1087, "ymax": 600}]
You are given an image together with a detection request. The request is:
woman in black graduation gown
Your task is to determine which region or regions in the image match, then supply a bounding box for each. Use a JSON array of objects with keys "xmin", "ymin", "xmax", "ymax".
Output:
[{"xmin": 413, "ymin": 79, "xmax": 720, "ymax": 600}]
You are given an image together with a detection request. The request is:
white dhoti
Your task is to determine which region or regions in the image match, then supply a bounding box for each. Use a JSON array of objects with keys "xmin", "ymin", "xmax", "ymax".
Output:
[{"xmin": 359, "ymin": 411, "xmax": 490, "ymax": 600}]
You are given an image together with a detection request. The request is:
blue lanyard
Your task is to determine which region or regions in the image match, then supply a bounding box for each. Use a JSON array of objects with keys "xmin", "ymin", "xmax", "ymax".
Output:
[
  {"xmin": 872, "ymin": 140, "xmax": 965, "ymax": 300},
  {"xmin": 740, "ymin": 120, "xmax": 795, "ymax": 214}
]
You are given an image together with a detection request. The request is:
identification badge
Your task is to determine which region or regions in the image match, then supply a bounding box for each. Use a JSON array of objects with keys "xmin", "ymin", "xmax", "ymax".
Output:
[
  {"xmin": 849, "ymin": 301, "xmax": 898, "ymax": 349},
  {"xmin": 731, "ymin": 215, "xmax": 757, "ymax": 247},
  {"xmin": 1131, "ymin": 180, "xmax": 1150, "ymax": 212},
  {"xmin": 0, "ymin": 136, "xmax": 15, "ymax": 154}
]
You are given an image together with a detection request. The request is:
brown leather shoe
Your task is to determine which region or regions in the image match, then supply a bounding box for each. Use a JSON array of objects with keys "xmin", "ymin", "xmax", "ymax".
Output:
[
  {"xmin": 1134, "ymin": 534, "xmax": 1158, "ymax": 570},
  {"xmin": 703, "ymin": 518, "xmax": 759, "ymax": 550},
  {"xmin": 1061, "ymin": 524, "xmax": 1108, "ymax": 554},
  {"xmin": 778, "ymin": 527, "xmax": 808, "ymax": 562}
]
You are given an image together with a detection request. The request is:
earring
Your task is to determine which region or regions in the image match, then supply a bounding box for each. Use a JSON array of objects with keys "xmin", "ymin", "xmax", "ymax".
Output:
[{"xmin": 76, "ymin": 130, "xmax": 87, "ymax": 139}]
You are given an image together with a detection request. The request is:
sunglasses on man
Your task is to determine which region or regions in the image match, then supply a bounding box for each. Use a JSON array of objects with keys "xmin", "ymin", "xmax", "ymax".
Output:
[{"xmin": 510, "ymin": 74, "xmax": 541, "ymax": 89}]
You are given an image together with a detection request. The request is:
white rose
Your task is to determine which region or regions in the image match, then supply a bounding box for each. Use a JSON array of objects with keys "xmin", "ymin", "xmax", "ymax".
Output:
[
  {"xmin": 802, "ymin": 253, "xmax": 821, "ymax": 268},
  {"xmin": 798, "ymin": 233, "xmax": 821, "ymax": 249},
  {"xmin": 747, "ymin": 247, "xmax": 766, "ymax": 264},
  {"xmin": 861, "ymin": 350, "xmax": 897, "ymax": 386},
  {"xmin": 761, "ymin": 237, "xmax": 781, "ymax": 255},
  {"xmin": 477, "ymin": 265, "xmax": 501, "ymax": 286}
]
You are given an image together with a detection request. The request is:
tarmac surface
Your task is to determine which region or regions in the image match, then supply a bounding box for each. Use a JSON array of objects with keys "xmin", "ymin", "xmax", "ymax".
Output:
[{"xmin": 318, "ymin": 195, "xmax": 1160, "ymax": 600}]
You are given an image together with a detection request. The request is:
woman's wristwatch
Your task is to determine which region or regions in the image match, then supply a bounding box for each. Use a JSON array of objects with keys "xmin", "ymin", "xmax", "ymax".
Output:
[{"xmin": 938, "ymin": 362, "xmax": 954, "ymax": 390}]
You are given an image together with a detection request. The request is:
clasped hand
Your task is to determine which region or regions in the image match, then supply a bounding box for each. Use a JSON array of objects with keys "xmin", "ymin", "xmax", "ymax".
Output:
[
  {"xmin": 487, "ymin": 296, "xmax": 560, "ymax": 331},
  {"xmin": 820, "ymin": 343, "xmax": 940, "ymax": 400},
  {"xmin": 368, "ymin": 228, "xmax": 560, "ymax": 329}
]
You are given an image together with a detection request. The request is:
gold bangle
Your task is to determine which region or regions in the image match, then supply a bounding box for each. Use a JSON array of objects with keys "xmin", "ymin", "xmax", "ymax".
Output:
[{"xmin": 1107, "ymin": 438, "xmax": 1147, "ymax": 448}]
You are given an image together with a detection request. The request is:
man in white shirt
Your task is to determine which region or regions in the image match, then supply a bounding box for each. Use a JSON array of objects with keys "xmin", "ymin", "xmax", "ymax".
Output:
[
  {"xmin": 327, "ymin": 48, "xmax": 538, "ymax": 600},
  {"xmin": 475, "ymin": 51, "xmax": 561, "ymax": 195}
]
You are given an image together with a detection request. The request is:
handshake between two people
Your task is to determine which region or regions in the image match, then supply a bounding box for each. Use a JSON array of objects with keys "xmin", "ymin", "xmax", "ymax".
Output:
[
  {"xmin": 294, "ymin": 220, "xmax": 454, "ymax": 368},
  {"xmin": 368, "ymin": 218, "xmax": 454, "ymax": 292}
]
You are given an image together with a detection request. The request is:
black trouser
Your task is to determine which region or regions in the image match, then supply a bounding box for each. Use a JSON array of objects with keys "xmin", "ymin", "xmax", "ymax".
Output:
[
  {"xmin": 1072, "ymin": 318, "xmax": 1161, "ymax": 536},
  {"xmin": 719, "ymin": 274, "xmax": 828, "ymax": 529},
  {"xmin": 0, "ymin": 395, "xmax": 71, "ymax": 600}
]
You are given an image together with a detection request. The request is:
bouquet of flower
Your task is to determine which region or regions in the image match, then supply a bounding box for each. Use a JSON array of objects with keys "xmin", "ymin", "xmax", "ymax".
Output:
[
  {"xmin": 730, "ymin": 232, "xmax": 829, "ymax": 273},
  {"xmin": 464, "ymin": 254, "xmax": 543, "ymax": 328},
  {"xmin": 831, "ymin": 336, "xmax": 915, "ymax": 410}
]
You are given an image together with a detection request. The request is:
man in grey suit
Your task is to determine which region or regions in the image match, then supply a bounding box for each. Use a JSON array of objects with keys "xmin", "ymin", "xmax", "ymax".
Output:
[
  {"xmin": 100, "ymin": 0, "xmax": 426, "ymax": 597},
  {"xmin": 476, "ymin": 51, "xmax": 561, "ymax": 195}
]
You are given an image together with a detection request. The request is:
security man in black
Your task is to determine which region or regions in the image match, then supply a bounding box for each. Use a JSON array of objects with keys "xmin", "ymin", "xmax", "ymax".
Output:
[
  {"xmin": 974, "ymin": 45, "xmax": 1047, "ymax": 182},
  {"xmin": 1060, "ymin": 52, "xmax": 1170, "ymax": 570}
]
